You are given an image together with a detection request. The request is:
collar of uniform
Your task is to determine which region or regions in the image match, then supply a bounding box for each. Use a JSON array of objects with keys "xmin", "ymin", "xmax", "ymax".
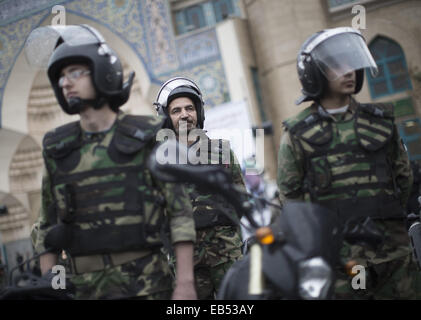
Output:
[
  {"xmin": 82, "ymin": 117, "xmax": 118, "ymax": 142},
  {"xmin": 316, "ymin": 96, "xmax": 358, "ymax": 122},
  {"xmin": 348, "ymin": 97, "xmax": 359, "ymax": 114}
]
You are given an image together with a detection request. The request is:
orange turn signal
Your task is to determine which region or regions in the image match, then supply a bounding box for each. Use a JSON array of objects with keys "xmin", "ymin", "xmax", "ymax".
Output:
[
  {"xmin": 255, "ymin": 227, "xmax": 275, "ymax": 245},
  {"xmin": 345, "ymin": 260, "xmax": 359, "ymax": 276}
]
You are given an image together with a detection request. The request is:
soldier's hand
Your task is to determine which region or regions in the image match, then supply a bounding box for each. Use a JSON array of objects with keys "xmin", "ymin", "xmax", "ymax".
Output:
[{"xmin": 172, "ymin": 280, "xmax": 197, "ymax": 300}]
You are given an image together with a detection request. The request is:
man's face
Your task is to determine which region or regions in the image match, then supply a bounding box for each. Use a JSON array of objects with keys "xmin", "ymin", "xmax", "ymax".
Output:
[
  {"xmin": 59, "ymin": 64, "xmax": 96, "ymax": 103},
  {"xmin": 325, "ymin": 69, "xmax": 356, "ymax": 97},
  {"xmin": 167, "ymin": 96, "xmax": 198, "ymax": 134}
]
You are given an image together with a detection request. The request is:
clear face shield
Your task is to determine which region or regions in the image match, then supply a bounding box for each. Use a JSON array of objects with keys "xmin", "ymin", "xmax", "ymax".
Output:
[
  {"xmin": 309, "ymin": 31, "xmax": 378, "ymax": 81},
  {"xmin": 154, "ymin": 77, "xmax": 201, "ymax": 110},
  {"xmin": 24, "ymin": 24, "xmax": 108, "ymax": 69}
]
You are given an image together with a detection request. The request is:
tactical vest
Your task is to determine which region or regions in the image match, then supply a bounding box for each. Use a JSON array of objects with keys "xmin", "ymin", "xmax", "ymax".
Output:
[
  {"xmin": 42, "ymin": 114, "xmax": 166, "ymax": 256},
  {"xmin": 187, "ymin": 138, "xmax": 238, "ymax": 229},
  {"xmin": 283, "ymin": 102, "xmax": 405, "ymax": 223}
]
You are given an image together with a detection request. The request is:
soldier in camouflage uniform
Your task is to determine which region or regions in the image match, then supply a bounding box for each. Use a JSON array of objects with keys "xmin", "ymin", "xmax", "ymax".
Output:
[
  {"xmin": 28, "ymin": 25, "xmax": 197, "ymax": 300},
  {"xmin": 277, "ymin": 27, "xmax": 421, "ymax": 299},
  {"xmin": 154, "ymin": 77, "xmax": 244, "ymax": 299}
]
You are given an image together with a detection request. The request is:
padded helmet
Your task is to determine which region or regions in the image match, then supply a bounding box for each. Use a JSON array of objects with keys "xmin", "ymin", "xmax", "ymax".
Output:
[
  {"xmin": 296, "ymin": 27, "xmax": 377, "ymax": 105},
  {"xmin": 154, "ymin": 77, "xmax": 205, "ymax": 129},
  {"xmin": 26, "ymin": 24, "xmax": 134, "ymax": 114}
]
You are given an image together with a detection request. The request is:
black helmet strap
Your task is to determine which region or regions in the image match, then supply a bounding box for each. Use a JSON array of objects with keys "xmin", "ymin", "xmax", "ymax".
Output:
[{"xmin": 66, "ymin": 96, "xmax": 108, "ymax": 114}]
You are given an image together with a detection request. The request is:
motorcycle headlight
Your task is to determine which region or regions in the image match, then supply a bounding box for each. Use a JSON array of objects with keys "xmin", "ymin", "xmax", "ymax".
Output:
[{"xmin": 298, "ymin": 256, "xmax": 332, "ymax": 300}]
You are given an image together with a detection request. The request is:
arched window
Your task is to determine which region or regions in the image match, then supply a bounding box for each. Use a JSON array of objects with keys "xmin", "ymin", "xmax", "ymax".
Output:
[{"xmin": 367, "ymin": 36, "xmax": 412, "ymax": 99}]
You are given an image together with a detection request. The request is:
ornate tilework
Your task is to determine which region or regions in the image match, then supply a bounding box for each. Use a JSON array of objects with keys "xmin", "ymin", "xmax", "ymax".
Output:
[
  {"xmin": 0, "ymin": 0, "xmax": 67, "ymax": 27},
  {"xmin": 0, "ymin": 8, "xmax": 50, "ymax": 127},
  {"xmin": 176, "ymin": 28, "xmax": 220, "ymax": 68},
  {"xmin": 0, "ymin": 0, "xmax": 230, "ymax": 128},
  {"xmin": 158, "ymin": 59, "xmax": 230, "ymax": 108},
  {"xmin": 143, "ymin": 0, "xmax": 179, "ymax": 75}
]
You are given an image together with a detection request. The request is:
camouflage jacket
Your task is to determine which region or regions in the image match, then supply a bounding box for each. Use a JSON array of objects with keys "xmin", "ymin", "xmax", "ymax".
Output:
[
  {"xmin": 184, "ymin": 131, "xmax": 246, "ymax": 229},
  {"xmin": 277, "ymin": 97, "xmax": 413, "ymax": 263},
  {"xmin": 32, "ymin": 112, "xmax": 196, "ymax": 298},
  {"xmin": 278, "ymin": 98, "xmax": 412, "ymax": 208},
  {"xmin": 183, "ymin": 132, "xmax": 245, "ymax": 267}
]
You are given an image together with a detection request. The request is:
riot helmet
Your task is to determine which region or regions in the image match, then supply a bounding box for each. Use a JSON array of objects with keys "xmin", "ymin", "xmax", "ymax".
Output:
[
  {"xmin": 24, "ymin": 24, "xmax": 135, "ymax": 114},
  {"xmin": 154, "ymin": 77, "xmax": 205, "ymax": 129},
  {"xmin": 296, "ymin": 27, "xmax": 378, "ymax": 105}
]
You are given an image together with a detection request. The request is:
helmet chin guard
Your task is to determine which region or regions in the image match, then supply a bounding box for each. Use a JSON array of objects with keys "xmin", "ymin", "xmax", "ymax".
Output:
[{"xmin": 66, "ymin": 97, "xmax": 108, "ymax": 114}]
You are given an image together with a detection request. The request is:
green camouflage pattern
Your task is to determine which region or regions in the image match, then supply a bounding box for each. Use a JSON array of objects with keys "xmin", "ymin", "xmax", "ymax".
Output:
[
  {"xmin": 194, "ymin": 226, "xmax": 243, "ymax": 299},
  {"xmin": 277, "ymin": 98, "xmax": 421, "ymax": 299},
  {"xmin": 190, "ymin": 135, "xmax": 244, "ymax": 300},
  {"xmin": 70, "ymin": 252, "xmax": 173, "ymax": 300},
  {"xmin": 335, "ymin": 220, "xmax": 421, "ymax": 299},
  {"xmin": 279, "ymin": 99, "xmax": 407, "ymax": 204},
  {"xmin": 188, "ymin": 136, "xmax": 246, "ymax": 226},
  {"xmin": 32, "ymin": 112, "xmax": 196, "ymax": 299},
  {"xmin": 167, "ymin": 133, "xmax": 245, "ymax": 299}
]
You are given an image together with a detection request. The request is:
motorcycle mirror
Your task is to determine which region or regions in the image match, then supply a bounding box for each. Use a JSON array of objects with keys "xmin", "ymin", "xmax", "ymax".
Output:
[{"xmin": 344, "ymin": 260, "xmax": 359, "ymax": 276}]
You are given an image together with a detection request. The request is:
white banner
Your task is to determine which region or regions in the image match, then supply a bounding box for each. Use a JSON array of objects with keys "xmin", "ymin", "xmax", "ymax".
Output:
[{"xmin": 203, "ymin": 100, "xmax": 255, "ymax": 166}]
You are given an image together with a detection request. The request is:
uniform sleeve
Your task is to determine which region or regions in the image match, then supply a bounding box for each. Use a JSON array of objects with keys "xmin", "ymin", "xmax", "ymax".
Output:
[
  {"xmin": 32, "ymin": 163, "xmax": 56, "ymax": 254},
  {"xmin": 390, "ymin": 125, "xmax": 413, "ymax": 207},
  {"xmin": 277, "ymin": 129, "xmax": 305, "ymax": 203},
  {"xmin": 160, "ymin": 181, "xmax": 196, "ymax": 245},
  {"xmin": 230, "ymin": 149, "xmax": 246, "ymax": 189}
]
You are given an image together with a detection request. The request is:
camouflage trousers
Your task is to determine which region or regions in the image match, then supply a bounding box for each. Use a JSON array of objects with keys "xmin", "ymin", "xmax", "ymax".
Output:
[
  {"xmin": 70, "ymin": 251, "xmax": 172, "ymax": 300},
  {"xmin": 165, "ymin": 225, "xmax": 243, "ymax": 299},
  {"xmin": 194, "ymin": 226, "xmax": 243, "ymax": 300},
  {"xmin": 194, "ymin": 257, "xmax": 237, "ymax": 300},
  {"xmin": 334, "ymin": 220, "xmax": 421, "ymax": 299}
]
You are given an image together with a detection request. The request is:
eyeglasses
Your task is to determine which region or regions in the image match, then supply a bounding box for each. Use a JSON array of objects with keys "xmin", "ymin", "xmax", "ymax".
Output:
[{"xmin": 58, "ymin": 69, "xmax": 91, "ymax": 87}]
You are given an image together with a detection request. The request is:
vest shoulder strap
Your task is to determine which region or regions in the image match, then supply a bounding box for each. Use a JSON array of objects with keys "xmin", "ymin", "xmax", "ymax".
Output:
[
  {"xmin": 42, "ymin": 121, "xmax": 81, "ymax": 159},
  {"xmin": 119, "ymin": 115, "xmax": 165, "ymax": 137},
  {"xmin": 355, "ymin": 103, "xmax": 395, "ymax": 152},
  {"xmin": 285, "ymin": 105, "xmax": 333, "ymax": 146},
  {"xmin": 114, "ymin": 115, "xmax": 165, "ymax": 154},
  {"xmin": 283, "ymin": 104, "xmax": 319, "ymax": 134},
  {"xmin": 359, "ymin": 103, "xmax": 394, "ymax": 119}
]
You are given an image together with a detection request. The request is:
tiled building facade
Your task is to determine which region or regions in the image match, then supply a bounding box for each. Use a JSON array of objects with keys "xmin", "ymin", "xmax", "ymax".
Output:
[{"xmin": 0, "ymin": 0, "xmax": 420, "ymax": 272}]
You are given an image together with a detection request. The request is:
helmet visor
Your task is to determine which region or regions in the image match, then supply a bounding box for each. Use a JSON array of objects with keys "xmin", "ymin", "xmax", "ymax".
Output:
[
  {"xmin": 24, "ymin": 25, "xmax": 102, "ymax": 69},
  {"xmin": 311, "ymin": 32, "xmax": 378, "ymax": 81},
  {"xmin": 156, "ymin": 77, "xmax": 201, "ymax": 108}
]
